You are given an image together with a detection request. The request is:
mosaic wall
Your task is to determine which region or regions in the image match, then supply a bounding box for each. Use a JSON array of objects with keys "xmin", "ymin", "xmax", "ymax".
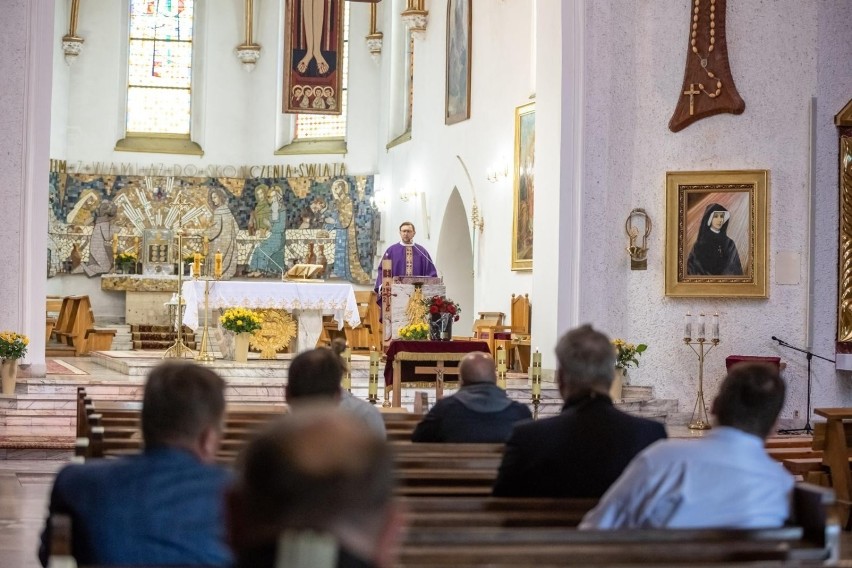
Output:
[{"xmin": 47, "ymin": 173, "xmax": 380, "ymax": 284}]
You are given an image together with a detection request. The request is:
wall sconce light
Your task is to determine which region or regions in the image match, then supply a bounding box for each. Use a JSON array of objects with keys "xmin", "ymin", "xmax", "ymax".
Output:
[
  {"xmin": 625, "ymin": 208, "xmax": 652, "ymax": 270},
  {"xmin": 486, "ymin": 163, "xmax": 509, "ymax": 183},
  {"xmin": 399, "ymin": 186, "xmax": 420, "ymax": 202}
]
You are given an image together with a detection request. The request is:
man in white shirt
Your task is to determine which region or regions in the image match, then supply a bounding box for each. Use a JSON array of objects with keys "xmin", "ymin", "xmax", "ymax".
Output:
[{"xmin": 580, "ymin": 362, "xmax": 793, "ymax": 530}]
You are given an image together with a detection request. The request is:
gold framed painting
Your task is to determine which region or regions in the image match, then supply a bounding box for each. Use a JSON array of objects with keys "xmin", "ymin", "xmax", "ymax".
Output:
[
  {"xmin": 512, "ymin": 102, "xmax": 535, "ymax": 271},
  {"xmin": 665, "ymin": 170, "xmax": 768, "ymax": 297},
  {"xmin": 445, "ymin": 0, "xmax": 472, "ymax": 125}
]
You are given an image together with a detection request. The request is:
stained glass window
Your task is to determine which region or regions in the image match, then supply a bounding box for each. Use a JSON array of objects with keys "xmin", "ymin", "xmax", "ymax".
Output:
[
  {"xmin": 294, "ymin": 2, "xmax": 350, "ymax": 139},
  {"xmin": 126, "ymin": 0, "xmax": 194, "ymax": 135}
]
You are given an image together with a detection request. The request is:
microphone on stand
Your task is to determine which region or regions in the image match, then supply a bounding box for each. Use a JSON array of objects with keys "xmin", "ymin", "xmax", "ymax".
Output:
[
  {"xmin": 256, "ymin": 248, "xmax": 285, "ymax": 280},
  {"xmin": 771, "ymin": 336, "xmax": 780, "ymax": 342}
]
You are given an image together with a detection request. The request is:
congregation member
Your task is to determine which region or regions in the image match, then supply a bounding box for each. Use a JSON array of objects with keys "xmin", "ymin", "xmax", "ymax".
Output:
[
  {"xmin": 492, "ymin": 324, "xmax": 667, "ymax": 498},
  {"xmin": 580, "ymin": 362, "xmax": 793, "ymax": 529},
  {"xmin": 411, "ymin": 351, "xmax": 531, "ymax": 443},
  {"xmin": 38, "ymin": 361, "xmax": 232, "ymax": 567},
  {"xmin": 227, "ymin": 408, "xmax": 403, "ymax": 568},
  {"xmin": 374, "ymin": 221, "xmax": 437, "ymax": 314},
  {"xmin": 286, "ymin": 345, "xmax": 386, "ymax": 438}
]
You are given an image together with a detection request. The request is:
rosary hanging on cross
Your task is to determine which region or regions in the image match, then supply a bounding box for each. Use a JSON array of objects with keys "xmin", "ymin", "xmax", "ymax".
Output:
[{"xmin": 669, "ymin": 0, "xmax": 745, "ymax": 132}]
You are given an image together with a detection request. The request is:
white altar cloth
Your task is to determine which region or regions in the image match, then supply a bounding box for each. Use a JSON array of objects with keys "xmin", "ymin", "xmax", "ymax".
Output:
[{"xmin": 182, "ymin": 281, "xmax": 360, "ymax": 351}]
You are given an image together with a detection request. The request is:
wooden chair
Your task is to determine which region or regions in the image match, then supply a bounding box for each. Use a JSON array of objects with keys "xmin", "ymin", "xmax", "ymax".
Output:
[
  {"xmin": 476, "ymin": 294, "xmax": 532, "ymax": 371},
  {"xmin": 344, "ymin": 291, "xmax": 380, "ymax": 353},
  {"xmin": 471, "ymin": 312, "xmax": 505, "ymax": 351}
]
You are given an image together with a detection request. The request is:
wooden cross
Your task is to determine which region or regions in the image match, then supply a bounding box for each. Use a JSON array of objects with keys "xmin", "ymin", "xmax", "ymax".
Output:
[
  {"xmin": 683, "ymin": 83, "xmax": 701, "ymax": 116},
  {"xmin": 669, "ymin": 0, "xmax": 744, "ymax": 132}
]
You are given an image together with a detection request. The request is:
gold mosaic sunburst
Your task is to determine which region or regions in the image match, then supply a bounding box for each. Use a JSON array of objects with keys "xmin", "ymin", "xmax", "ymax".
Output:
[{"xmin": 249, "ymin": 309, "xmax": 297, "ymax": 359}]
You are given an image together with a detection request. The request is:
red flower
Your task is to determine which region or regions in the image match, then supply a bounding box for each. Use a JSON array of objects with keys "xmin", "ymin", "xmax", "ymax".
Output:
[
  {"xmin": 448, "ymin": 305, "xmax": 456, "ymax": 314},
  {"xmin": 435, "ymin": 297, "xmax": 443, "ymax": 306},
  {"xmin": 430, "ymin": 305, "xmax": 439, "ymax": 314}
]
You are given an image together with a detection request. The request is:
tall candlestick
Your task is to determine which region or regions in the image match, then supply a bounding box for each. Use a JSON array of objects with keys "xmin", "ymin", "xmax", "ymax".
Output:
[
  {"xmin": 112, "ymin": 234, "xmax": 118, "ymax": 256},
  {"xmin": 531, "ymin": 349, "xmax": 542, "ymax": 397},
  {"xmin": 214, "ymin": 250, "xmax": 223, "ymax": 279},
  {"xmin": 697, "ymin": 313, "xmax": 706, "ymax": 341},
  {"xmin": 368, "ymin": 348, "xmax": 379, "ymax": 400},
  {"xmin": 342, "ymin": 347, "xmax": 352, "ymax": 392},
  {"xmin": 496, "ymin": 345, "xmax": 507, "ymax": 390},
  {"xmin": 193, "ymin": 252, "xmax": 201, "ymax": 278},
  {"xmin": 712, "ymin": 313, "xmax": 720, "ymax": 341},
  {"xmin": 684, "ymin": 313, "xmax": 692, "ymax": 341}
]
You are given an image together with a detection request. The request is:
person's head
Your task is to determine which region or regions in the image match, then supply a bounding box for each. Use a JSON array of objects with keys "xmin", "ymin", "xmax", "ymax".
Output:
[
  {"xmin": 399, "ymin": 222, "xmax": 415, "ymax": 244},
  {"xmin": 554, "ymin": 324, "xmax": 616, "ymax": 400},
  {"xmin": 267, "ymin": 186, "xmax": 282, "ymax": 204},
  {"xmin": 459, "ymin": 352, "xmax": 497, "ymax": 387},
  {"xmin": 332, "ymin": 179, "xmax": 348, "ymax": 199},
  {"xmin": 96, "ymin": 200, "xmax": 117, "ymax": 221},
  {"xmin": 712, "ymin": 362, "xmax": 785, "ymax": 438},
  {"xmin": 228, "ymin": 408, "xmax": 402, "ymax": 567},
  {"xmin": 285, "ymin": 348, "xmax": 344, "ymax": 405},
  {"xmin": 700, "ymin": 203, "xmax": 731, "ymax": 235},
  {"xmin": 209, "ymin": 188, "xmax": 226, "ymax": 209},
  {"xmin": 141, "ymin": 361, "xmax": 226, "ymax": 462},
  {"xmin": 310, "ymin": 196, "xmax": 327, "ymax": 213},
  {"xmin": 255, "ymin": 184, "xmax": 268, "ymax": 201}
]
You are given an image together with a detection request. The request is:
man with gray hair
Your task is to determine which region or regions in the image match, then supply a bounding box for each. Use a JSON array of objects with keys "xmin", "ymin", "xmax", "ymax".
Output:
[
  {"xmin": 411, "ymin": 351, "xmax": 531, "ymax": 443},
  {"xmin": 492, "ymin": 324, "xmax": 666, "ymax": 498}
]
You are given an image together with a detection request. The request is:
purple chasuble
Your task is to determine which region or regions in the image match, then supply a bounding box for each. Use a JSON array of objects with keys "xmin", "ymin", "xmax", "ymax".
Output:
[{"xmin": 374, "ymin": 243, "xmax": 438, "ymax": 308}]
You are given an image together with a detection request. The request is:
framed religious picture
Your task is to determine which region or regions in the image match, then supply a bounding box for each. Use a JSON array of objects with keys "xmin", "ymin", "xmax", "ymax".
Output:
[
  {"xmin": 512, "ymin": 102, "xmax": 535, "ymax": 271},
  {"xmin": 283, "ymin": 0, "xmax": 345, "ymax": 115},
  {"xmin": 445, "ymin": 0, "xmax": 472, "ymax": 125},
  {"xmin": 665, "ymin": 170, "xmax": 768, "ymax": 297}
]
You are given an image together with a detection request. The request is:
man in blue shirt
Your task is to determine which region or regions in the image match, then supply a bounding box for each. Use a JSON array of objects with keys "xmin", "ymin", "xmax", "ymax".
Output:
[
  {"xmin": 581, "ymin": 362, "xmax": 793, "ymax": 529},
  {"xmin": 39, "ymin": 361, "xmax": 233, "ymax": 567}
]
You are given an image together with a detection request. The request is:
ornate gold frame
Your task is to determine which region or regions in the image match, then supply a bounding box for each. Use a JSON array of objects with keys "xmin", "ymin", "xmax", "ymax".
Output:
[
  {"xmin": 512, "ymin": 101, "xmax": 535, "ymax": 271},
  {"xmin": 665, "ymin": 170, "xmax": 768, "ymax": 297},
  {"xmin": 835, "ymin": 98, "xmax": 852, "ymax": 341},
  {"xmin": 444, "ymin": 0, "xmax": 472, "ymax": 125}
]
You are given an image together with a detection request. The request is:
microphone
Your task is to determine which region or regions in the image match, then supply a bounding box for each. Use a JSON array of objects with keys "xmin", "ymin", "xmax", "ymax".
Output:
[
  {"xmin": 255, "ymin": 248, "xmax": 285, "ymax": 280},
  {"xmin": 771, "ymin": 336, "xmax": 779, "ymax": 341}
]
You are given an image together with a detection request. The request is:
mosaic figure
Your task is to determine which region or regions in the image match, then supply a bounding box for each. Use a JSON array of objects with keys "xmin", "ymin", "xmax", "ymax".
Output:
[
  {"xmin": 205, "ymin": 187, "xmax": 239, "ymax": 279},
  {"xmin": 83, "ymin": 201, "xmax": 121, "ymax": 277},
  {"xmin": 248, "ymin": 186, "xmax": 286, "ymax": 275},
  {"xmin": 328, "ymin": 179, "xmax": 371, "ymax": 283}
]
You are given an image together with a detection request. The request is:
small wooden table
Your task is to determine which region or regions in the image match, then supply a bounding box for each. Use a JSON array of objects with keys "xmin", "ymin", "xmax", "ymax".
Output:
[
  {"xmin": 814, "ymin": 407, "xmax": 852, "ymax": 527},
  {"xmin": 385, "ymin": 340, "xmax": 490, "ymax": 407}
]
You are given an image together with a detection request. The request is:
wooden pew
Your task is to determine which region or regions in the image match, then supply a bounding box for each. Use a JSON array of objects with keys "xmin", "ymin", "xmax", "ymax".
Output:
[
  {"xmin": 52, "ymin": 295, "xmax": 116, "ymax": 355},
  {"xmin": 398, "ymin": 484, "xmax": 837, "ymax": 566}
]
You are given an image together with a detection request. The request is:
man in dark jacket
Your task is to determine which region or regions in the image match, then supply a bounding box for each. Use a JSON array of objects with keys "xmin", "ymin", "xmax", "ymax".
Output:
[
  {"xmin": 411, "ymin": 352, "xmax": 531, "ymax": 443},
  {"xmin": 492, "ymin": 324, "xmax": 667, "ymax": 498}
]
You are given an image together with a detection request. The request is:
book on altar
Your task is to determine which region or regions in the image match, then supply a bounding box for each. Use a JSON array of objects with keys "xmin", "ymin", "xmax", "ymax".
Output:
[{"xmin": 285, "ymin": 264, "xmax": 325, "ymax": 280}]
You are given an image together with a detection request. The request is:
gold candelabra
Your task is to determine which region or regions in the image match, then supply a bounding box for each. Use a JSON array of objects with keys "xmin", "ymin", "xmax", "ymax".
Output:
[
  {"xmin": 194, "ymin": 275, "xmax": 216, "ymax": 363},
  {"xmin": 163, "ymin": 228, "xmax": 196, "ymax": 359},
  {"xmin": 683, "ymin": 312, "xmax": 720, "ymax": 430}
]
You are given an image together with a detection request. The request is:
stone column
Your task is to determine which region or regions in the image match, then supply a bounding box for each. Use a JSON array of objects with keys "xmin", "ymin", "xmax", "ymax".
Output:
[{"xmin": 0, "ymin": 0, "xmax": 54, "ymax": 376}]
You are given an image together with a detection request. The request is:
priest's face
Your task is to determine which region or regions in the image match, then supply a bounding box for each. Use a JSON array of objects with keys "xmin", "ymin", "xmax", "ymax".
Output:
[{"xmin": 400, "ymin": 224, "xmax": 415, "ymax": 244}]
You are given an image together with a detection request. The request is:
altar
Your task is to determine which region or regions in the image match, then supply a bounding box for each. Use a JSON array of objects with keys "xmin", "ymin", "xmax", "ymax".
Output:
[{"xmin": 181, "ymin": 280, "xmax": 360, "ymax": 352}]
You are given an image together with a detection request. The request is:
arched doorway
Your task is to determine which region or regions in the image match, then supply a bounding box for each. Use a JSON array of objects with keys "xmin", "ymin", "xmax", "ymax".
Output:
[{"xmin": 436, "ymin": 188, "xmax": 474, "ymax": 335}]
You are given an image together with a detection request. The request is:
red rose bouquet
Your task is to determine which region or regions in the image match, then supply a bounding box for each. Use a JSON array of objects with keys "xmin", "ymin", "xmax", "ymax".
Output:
[{"xmin": 424, "ymin": 295, "xmax": 461, "ymax": 322}]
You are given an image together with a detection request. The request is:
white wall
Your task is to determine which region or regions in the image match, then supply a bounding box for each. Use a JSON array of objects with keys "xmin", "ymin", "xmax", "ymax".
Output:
[{"xmin": 578, "ymin": 0, "xmax": 851, "ymax": 419}]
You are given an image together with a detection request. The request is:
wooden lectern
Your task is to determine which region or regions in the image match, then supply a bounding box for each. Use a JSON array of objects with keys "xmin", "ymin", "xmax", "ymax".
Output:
[{"xmin": 380, "ymin": 259, "xmax": 444, "ymax": 351}]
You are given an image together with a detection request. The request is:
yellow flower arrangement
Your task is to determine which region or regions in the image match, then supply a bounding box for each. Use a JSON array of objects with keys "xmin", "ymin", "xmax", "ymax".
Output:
[
  {"xmin": 220, "ymin": 308, "xmax": 263, "ymax": 334},
  {"xmin": 399, "ymin": 322, "xmax": 429, "ymax": 340},
  {"xmin": 612, "ymin": 338, "xmax": 647, "ymax": 370},
  {"xmin": 0, "ymin": 331, "xmax": 29, "ymax": 360}
]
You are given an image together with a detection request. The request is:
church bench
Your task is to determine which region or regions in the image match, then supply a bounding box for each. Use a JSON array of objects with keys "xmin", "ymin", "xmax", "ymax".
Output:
[
  {"xmin": 51, "ymin": 296, "xmax": 116, "ymax": 355},
  {"xmin": 389, "ymin": 442, "xmax": 505, "ymax": 455},
  {"xmin": 765, "ymin": 435, "xmax": 814, "ymax": 449}
]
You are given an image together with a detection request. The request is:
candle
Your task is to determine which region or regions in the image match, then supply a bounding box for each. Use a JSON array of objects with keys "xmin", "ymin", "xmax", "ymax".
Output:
[
  {"xmin": 193, "ymin": 252, "xmax": 201, "ymax": 278},
  {"xmin": 214, "ymin": 250, "xmax": 223, "ymax": 279},
  {"xmin": 368, "ymin": 348, "xmax": 379, "ymax": 398},
  {"xmin": 342, "ymin": 347, "xmax": 352, "ymax": 392},
  {"xmin": 697, "ymin": 313, "xmax": 706, "ymax": 340},
  {"xmin": 496, "ymin": 346, "xmax": 507, "ymax": 373},
  {"xmin": 712, "ymin": 313, "xmax": 720, "ymax": 341},
  {"xmin": 531, "ymin": 349, "xmax": 542, "ymax": 397},
  {"xmin": 112, "ymin": 234, "xmax": 118, "ymax": 256},
  {"xmin": 684, "ymin": 313, "xmax": 692, "ymax": 341}
]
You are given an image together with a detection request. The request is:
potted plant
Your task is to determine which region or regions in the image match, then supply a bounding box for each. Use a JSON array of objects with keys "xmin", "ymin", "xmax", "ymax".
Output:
[
  {"xmin": 611, "ymin": 338, "xmax": 647, "ymax": 402},
  {"xmin": 0, "ymin": 331, "xmax": 29, "ymax": 395},
  {"xmin": 399, "ymin": 322, "xmax": 429, "ymax": 340},
  {"xmin": 219, "ymin": 308, "xmax": 263, "ymax": 363},
  {"xmin": 423, "ymin": 295, "xmax": 461, "ymax": 341}
]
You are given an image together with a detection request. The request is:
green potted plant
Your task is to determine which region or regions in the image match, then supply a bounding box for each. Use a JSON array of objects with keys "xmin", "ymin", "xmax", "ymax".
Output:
[{"xmin": 611, "ymin": 338, "xmax": 647, "ymax": 402}]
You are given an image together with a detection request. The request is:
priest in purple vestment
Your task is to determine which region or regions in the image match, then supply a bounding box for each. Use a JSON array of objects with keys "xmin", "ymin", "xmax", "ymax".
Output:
[{"xmin": 374, "ymin": 221, "xmax": 438, "ymax": 312}]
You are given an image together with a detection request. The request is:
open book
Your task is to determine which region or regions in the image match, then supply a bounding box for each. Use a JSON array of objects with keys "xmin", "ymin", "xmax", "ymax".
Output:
[{"xmin": 285, "ymin": 264, "xmax": 325, "ymax": 280}]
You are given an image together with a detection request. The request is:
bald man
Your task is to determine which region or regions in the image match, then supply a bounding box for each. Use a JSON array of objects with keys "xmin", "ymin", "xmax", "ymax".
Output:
[{"xmin": 411, "ymin": 352, "xmax": 532, "ymax": 443}]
